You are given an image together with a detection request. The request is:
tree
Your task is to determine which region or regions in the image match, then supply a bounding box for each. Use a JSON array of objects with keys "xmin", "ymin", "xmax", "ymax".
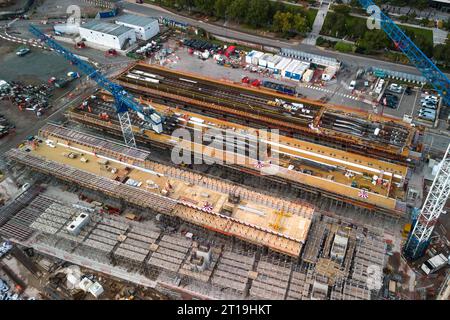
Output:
[
  {"xmin": 226, "ymin": 0, "xmax": 247, "ymax": 23},
  {"xmin": 214, "ymin": 0, "xmax": 231, "ymax": 19},
  {"xmin": 357, "ymin": 29, "xmax": 390, "ymax": 54},
  {"xmin": 273, "ymin": 11, "xmax": 293, "ymax": 34},
  {"xmin": 193, "ymin": 0, "xmax": 215, "ymax": 15},
  {"xmin": 292, "ymin": 14, "xmax": 309, "ymax": 34},
  {"xmin": 245, "ymin": 0, "xmax": 270, "ymax": 28}
]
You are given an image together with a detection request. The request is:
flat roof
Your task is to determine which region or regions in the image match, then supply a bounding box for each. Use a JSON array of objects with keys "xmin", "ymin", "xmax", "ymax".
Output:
[
  {"xmin": 116, "ymin": 14, "xmax": 158, "ymax": 27},
  {"xmin": 80, "ymin": 20, "xmax": 133, "ymax": 37}
]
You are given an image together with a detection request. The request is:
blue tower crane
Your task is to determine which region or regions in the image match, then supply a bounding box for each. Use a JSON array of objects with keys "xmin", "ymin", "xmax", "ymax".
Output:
[
  {"xmin": 29, "ymin": 25, "xmax": 164, "ymax": 147},
  {"xmin": 358, "ymin": 0, "xmax": 450, "ymax": 105}
]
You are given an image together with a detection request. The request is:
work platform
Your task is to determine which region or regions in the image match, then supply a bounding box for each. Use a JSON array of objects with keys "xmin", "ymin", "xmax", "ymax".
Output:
[
  {"xmin": 68, "ymin": 92, "xmax": 409, "ymax": 216},
  {"xmin": 114, "ymin": 63, "xmax": 423, "ymax": 165},
  {"xmin": 6, "ymin": 124, "xmax": 313, "ymax": 257}
]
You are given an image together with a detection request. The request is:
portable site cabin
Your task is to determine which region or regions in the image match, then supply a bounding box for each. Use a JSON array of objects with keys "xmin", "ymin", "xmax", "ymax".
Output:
[
  {"xmin": 321, "ymin": 66, "xmax": 338, "ymax": 81},
  {"xmin": 274, "ymin": 57, "xmax": 292, "ymax": 74},
  {"xmin": 258, "ymin": 53, "xmax": 273, "ymax": 68},
  {"xmin": 291, "ymin": 62, "xmax": 310, "ymax": 81},
  {"xmin": 302, "ymin": 69, "xmax": 314, "ymax": 82},
  {"xmin": 250, "ymin": 51, "xmax": 264, "ymax": 66},
  {"xmin": 283, "ymin": 60, "xmax": 301, "ymax": 79},
  {"xmin": 267, "ymin": 55, "xmax": 283, "ymax": 70},
  {"xmin": 245, "ymin": 50, "xmax": 257, "ymax": 65}
]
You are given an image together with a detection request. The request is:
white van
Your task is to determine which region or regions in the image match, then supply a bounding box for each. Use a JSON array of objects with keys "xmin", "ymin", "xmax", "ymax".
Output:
[{"xmin": 348, "ymin": 80, "xmax": 356, "ymax": 90}]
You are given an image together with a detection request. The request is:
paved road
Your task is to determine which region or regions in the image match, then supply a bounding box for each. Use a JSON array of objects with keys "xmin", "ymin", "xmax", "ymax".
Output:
[
  {"xmin": 302, "ymin": 1, "xmax": 329, "ymax": 45},
  {"xmin": 119, "ymin": 1, "xmax": 450, "ymax": 79}
]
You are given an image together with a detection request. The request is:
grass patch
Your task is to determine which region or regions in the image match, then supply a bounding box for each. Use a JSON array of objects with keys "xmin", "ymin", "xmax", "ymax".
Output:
[
  {"xmin": 334, "ymin": 41, "xmax": 354, "ymax": 53},
  {"xmin": 306, "ymin": 8, "xmax": 318, "ymax": 26},
  {"xmin": 400, "ymin": 25, "xmax": 433, "ymax": 41}
]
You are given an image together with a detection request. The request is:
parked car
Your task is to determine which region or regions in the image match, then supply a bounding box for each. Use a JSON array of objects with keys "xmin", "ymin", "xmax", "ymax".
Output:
[
  {"xmin": 418, "ymin": 110, "xmax": 436, "ymax": 119},
  {"xmin": 423, "ymin": 95, "xmax": 438, "ymax": 101},
  {"xmin": 16, "ymin": 48, "xmax": 30, "ymax": 56},
  {"xmin": 421, "ymin": 98, "xmax": 437, "ymax": 105},
  {"xmin": 422, "ymin": 101, "xmax": 437, "ymax": 109},
  {"xmin": 405, "ymin": 86, "xmax": 412, "ymax": 95},
  {"xmin": 388, "ymin": 83, "xmax": 403, "ymax": 93},
  {"xmin": 348, "ymin": 80, "xmax": 356, "ymax": 90},
  {"xmin": 421, "ymin": 103, "xmax": 437, "ymax": 110},
  {"xmin": 381, "ymin": 94, "xmax": 399, "ymax": 108},
  {"xmin": 419, "ymin": 113, "xmax": 436, "ymax": 121}
]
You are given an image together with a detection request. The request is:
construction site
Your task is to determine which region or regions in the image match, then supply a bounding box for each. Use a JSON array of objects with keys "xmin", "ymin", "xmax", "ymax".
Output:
[
  {"xmin": 0, "ymin": 0, "xmax": 450, "ymax": 302},
  {"xmin": 0, "ymin": 63, "xmax": 425, "ymax": 299}
]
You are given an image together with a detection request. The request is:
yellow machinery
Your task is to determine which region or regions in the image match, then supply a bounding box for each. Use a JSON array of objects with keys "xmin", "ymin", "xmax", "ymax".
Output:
[{"xmin": 270, "ymin": 210, "xmax": 292, "ymax": 232}]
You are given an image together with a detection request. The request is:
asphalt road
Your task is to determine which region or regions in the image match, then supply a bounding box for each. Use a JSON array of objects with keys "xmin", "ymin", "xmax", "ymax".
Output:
[{"xmin": 119, "ymin": 1, "xmax": 450, "ymax": 79}]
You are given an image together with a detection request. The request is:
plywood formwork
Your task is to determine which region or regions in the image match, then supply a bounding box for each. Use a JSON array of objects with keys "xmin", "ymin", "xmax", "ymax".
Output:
[
  {"xmin": 68, "ymin": 101, "xmax": 407, "ymax": 216},
  {"xmin": 7, "ymin": 130, "xmax": 313, "ymax": 257}
]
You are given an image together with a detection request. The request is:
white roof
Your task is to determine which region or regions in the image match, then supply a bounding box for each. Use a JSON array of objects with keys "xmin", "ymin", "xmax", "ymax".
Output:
[
  {"xmin": 285, "ymin": 60, "xmax": 301, "ymax": 73},
  {"xmin": 80, "ymin": 21, "xmax": 133, "ymax": 37},
  {"xmin": 252, "ymin": 51, "xmax": 264, "ymax": 58},
  {"xmin": 275, "ymin": 57, "xmax": 292, "ymax": 70},
  {"xmin": 116, "ymin": 14, "xmax": 158, "ymax": 27}
]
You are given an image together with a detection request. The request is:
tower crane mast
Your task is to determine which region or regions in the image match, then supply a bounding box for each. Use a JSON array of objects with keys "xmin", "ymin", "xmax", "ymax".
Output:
[
  {"xmin": 404, "ymin": 144, "xmax": 450, "ymax": 259},
  {"xmin": 29, "ymin": 25, "xmax": 164, "ymax": 147}
]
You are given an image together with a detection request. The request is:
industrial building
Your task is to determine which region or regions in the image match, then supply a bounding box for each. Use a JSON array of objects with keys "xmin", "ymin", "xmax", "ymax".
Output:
[
  {"xmin": 115, "ymin": 14, "xmax": 160, "ymax": 41},
  {"xmin": 79, "ymin": 21, "xmax": 136, "ymax": 50}
]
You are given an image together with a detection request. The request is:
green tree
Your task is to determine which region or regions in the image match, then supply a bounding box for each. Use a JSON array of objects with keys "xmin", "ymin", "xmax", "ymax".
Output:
[
  {"xmin": 357, "ymin": 29, "xmax": 389, "ymax": 54},
  {"xmin": 245, "ymin": 0, "xmax": 270, "ymax": 28},
  {"xmin": 193, "ymin": 0, "xmax": 215, "ymax": 15},
  {"xmin": 214, "ymin": 0, "xmax": 232, "ymax": 19},
  {"xmin": 292, "ymin": 14, "xmax": 308, "ymax": 34},
  {"xmin": 273, "ymin": 11, "xmax": 293, "ymax": 34},
  {"xmin": 226, "ymin": 0, "xmax": 247, "ymax": 23}
]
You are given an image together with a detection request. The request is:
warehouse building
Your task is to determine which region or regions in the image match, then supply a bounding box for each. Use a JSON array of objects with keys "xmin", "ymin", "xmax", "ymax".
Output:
[
  {"xmin": 115, "ymin": 14, "xmax": 160, "ymax": 40},
  {"xmin": 79, "ymin": 20, "xmax": 136, "ymax": 50}
]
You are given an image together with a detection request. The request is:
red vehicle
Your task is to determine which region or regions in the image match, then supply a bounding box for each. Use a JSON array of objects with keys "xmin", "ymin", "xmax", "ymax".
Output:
[
  {"xmin": 105, "ymin": 49, "xmax": 117, "ymax": 57},
  {"xmin": 251, "ymin": 79, "xmax": 261, "ymax": 87},
  {"xmin": 224, "ymin": 45, "xmax": 236, "ymax": 58},
  {"xmin": 241, "ymin": 76, "xmax": 250, "ymax": 84},
  {"xmin": 75, "ymin": 41, "xmax": 85, "ymax": 49}
]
